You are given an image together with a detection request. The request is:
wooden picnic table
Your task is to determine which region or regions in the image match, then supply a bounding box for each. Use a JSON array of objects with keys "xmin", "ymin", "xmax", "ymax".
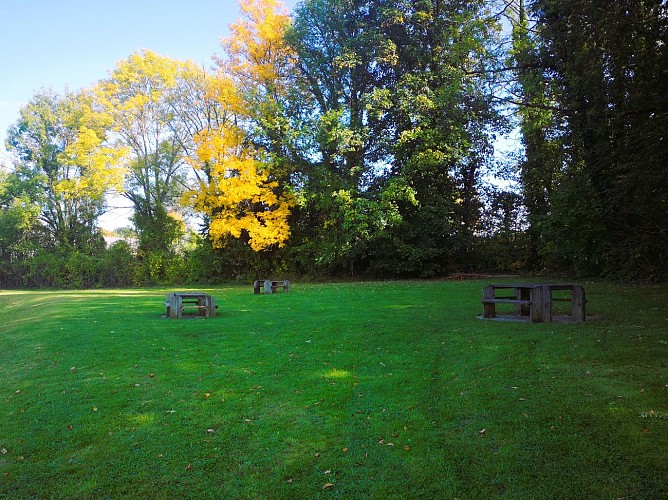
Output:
[
  {"xmin": 165, "ymin": 292, "xmax": 217, "ymax": 319},
  {"xmin": 253, "ymin": 279, "xmax": 290, "ymax": 294},
  {"xmin": 482, "ymin": 283, "xmax": 586, "ymax": 323}
]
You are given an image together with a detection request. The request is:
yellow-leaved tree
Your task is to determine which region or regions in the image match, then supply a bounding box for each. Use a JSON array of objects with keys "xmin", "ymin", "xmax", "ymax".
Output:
[
  {"xmin": 95, "ymin": 50, "xmax": 211, "ymax": 255},
  {"xmin": 187, "ymin": 0, "xmax": 296, "ymax": 251},
  {"xmin": 190, "ymin": 124, "xmax": 292, "ymax": 251}
]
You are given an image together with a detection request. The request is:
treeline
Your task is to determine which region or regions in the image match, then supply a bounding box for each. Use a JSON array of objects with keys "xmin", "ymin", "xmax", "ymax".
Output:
[{"xmin": 1, "ymin": 0, "xmax": 666, "ymax": 288}]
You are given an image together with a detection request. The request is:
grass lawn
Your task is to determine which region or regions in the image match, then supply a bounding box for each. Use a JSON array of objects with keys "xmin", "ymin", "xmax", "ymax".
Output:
[{"xmin": 1, "ymin": 280, "xmax": 666, "ymax": 498}]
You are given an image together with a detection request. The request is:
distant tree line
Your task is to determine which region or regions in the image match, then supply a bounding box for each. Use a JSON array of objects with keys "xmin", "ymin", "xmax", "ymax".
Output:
[{"xmin": 1, "ymin": 0, "xmax": 666, "ymax": 288}]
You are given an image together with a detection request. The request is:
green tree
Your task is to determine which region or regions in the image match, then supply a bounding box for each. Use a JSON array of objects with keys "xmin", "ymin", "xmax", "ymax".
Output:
[
  {"xmin": 376, "ymin": 0, "xmax": 503, "ymax": 275},
  {"xmin": 525, "ymin": 0, "xmax": 668, "ymax": 279},
  {"xmin": 95, "ymin": 50, "xmax": 198, "ymax": 257},
  {"xmin": 507, "ymin": 0, "xmax": 563, "ymax": 271},
  {"xmin": 286, "ymin": 0, "xmax": 417, "ymax": 274},
  {"xmin": 5, "ymin": 90, "xmax": 123, "ymax": 254},
  {"xmin": 0, "ymin": 169, "xmax": 42, "ymax": 286}
]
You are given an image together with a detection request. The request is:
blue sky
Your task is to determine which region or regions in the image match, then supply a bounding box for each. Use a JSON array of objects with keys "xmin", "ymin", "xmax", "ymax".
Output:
[
  {"xmin": 0, "ymin": 0, "xmax": 297, "ymax": 163},
  {"xmin": 0, "ymin": 0, "xmax": 297, "ymax": 227}
]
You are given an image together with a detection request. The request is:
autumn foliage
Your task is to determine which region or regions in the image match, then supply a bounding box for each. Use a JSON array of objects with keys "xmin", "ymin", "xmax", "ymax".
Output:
[
  {"xmin": 188, "ymin": 124, "xmax": 293, "ymax": 251},
  {"xmin": 189, "ymin": 0, "xmax": 295, "ymax": 251}
]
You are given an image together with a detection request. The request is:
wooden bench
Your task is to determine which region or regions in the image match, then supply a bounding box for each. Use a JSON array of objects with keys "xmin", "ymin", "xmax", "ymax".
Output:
[
  {"xmin": 253, "ymin": 279, "xmax": 290, "ymax": 294},
  {"xmin": 482, "ymin": 284, "xmax": 586, "ymax": 323}
]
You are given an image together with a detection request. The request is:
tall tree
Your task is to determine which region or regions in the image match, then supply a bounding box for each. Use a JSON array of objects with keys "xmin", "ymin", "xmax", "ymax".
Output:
[
  {"xmin": 189, "ymin": 0, "xmax": 296, "ymax": 253},
  {"xmin": 5, "ymin": 90, "xmax": 124, "ymax": 253},
  {"xmin": 0, "ymin": 168, "xmax": 41, "ymax": 284},
  {"xmin": 378, "ymin": 0, "xmax": 503, "ymax": 275},
  {"xmin": 507, "ymin": 0, "xmax": 563, "ymax": 270},
  {"xmin": 95, "ymin": 50, "xmax": 202, "ymax": 255},
  {"xmin": 527, "ymin": 0, "xmax": 668, "ymax": 278},
  {"xmin": 284, "ymin": 0, "xmax": 502, "ymax": 275},
  {"xmin": 286, "ymin": 0, "xmax": 416, "ymax": 274}
]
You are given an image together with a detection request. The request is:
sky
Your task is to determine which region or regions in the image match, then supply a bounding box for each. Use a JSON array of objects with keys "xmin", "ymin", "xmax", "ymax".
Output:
[{"xmin": 0, "ymin": 0, "xmax": 297, "ymax": 228}]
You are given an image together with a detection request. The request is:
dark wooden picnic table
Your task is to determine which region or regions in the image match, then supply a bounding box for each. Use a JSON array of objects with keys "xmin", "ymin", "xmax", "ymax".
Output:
[
  {"xmin": 165, "ymin": 292, "xmax": 217, "ymax": 319},
  {"xmin": 482, "ymin": 283, "xmax": 586, "ymax": 323}
]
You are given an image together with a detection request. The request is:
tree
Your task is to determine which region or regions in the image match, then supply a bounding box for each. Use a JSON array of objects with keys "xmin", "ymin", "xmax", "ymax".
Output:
[
  {"xmin": 0, "ymin": 169, "xmax": 42, "ymax": 286},
  {"xmin": 5, "ymin": 90, "xmax": 124, "ymax": 253},
  {"xmin": 189, "ymin": 0, "xmax": 296, "ymax": 253},
  {"xmin": 188, "ymin": 124, "xmax": 293, "ymax": 251},
  {"xmin": 521, "ymin": 0, "xmax": 668, "ymax": 279},
  {"xmin": 286, "ymin": 0, "xmax": 417, "ymax": 274},
  {"xmin": 95, "ymin": 50, "xmax": 200, "ymax": 256},
  {"xmin": 507, "ymin": 0, "xmax": 563, "ymax": 271}
]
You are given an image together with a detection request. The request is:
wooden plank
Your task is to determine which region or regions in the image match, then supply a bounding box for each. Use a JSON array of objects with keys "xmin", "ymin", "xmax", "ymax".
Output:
[
  {"xmin": 482, "ymin": 299, "xmax": 532, "ymax": 305},
  {"xmin": 535, "ymin": 285, "xmax": 552, "ymax": 323},
  {"xmin": 572, "ymin": 285, "xmax": 586, "ymax": 322},
  {"xmin": 172, "ymin": 294, "xmax": 182, "ymax": 319},
  {"xmin": 483, "ymin": 285, "xmax": 496, "ymax": 318},
  {"xmin": 264, "ymin": 280, "xmax": 273, "ymax": 294},
  {"xmin": 530, "ymin": 286, "xmax": 551, "ymax": 323},
  {"xmin": 517, "ymin": 287, "xmax": 531, "ymax": 316}
]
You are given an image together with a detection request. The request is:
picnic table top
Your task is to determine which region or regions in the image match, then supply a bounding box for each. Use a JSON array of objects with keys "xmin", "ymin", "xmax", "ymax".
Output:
[
  {"xmin": 168, "ymin": 291, "xmax": 212, "ymax": 298},
  {"xmin": 488, "ymin": 283, "xmax": 582, "ymax": 291}
]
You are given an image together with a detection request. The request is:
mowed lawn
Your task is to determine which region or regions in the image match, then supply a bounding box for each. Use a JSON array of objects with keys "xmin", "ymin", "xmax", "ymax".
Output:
[{"xmin": 1, "ymin": 281, "xmax": 666, "ymax": 498}]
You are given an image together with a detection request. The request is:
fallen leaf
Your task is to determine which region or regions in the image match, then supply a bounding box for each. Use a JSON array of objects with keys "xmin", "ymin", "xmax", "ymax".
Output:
[
  {"xmin": 207, "ymin": 428, "xmax": 215, "ymax": 433},
  {"xmin": 322, "ymin": 483, "xmax": 334, "ymax": 490},
  {"xmin": 286, "ymin": 478, "xmax": 294, "ymax": 484},
  {"xmin": 324, "ymin": 469, "xmax": 331, "ymax": 474},
  {"xmin": 315, "ymin": 452, "xmax": 321, "ymax": 458},
  {"xmin": 404, "ymin": 446, "xmax": 410, "ymax": 451},
  {"xmin": 1, "ymin": 448, "xmax": 7, "ymax": 454},
  {"xmin": 92, "ymin": 407, "xmax": 98, "ymax": 412},
  {"xmin": 479, "ymin": 429, "xmax": 486, "ymax": 436},
  {"xmin": 342, "ymin": 447, "xmax": 348, "ymax": 452},
  {"xmin": 185, "ymin": 463, "xmax": 192, "ymax": 470},
  {"xmin": 149, "ymin": 373, "xmax": 155, "ymax": 378}
]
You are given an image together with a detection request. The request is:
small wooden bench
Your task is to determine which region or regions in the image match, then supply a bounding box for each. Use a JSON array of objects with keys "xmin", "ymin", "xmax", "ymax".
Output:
[{"xmin": 253, "ymin": 279, "xmax": 290, "ymax": 294}]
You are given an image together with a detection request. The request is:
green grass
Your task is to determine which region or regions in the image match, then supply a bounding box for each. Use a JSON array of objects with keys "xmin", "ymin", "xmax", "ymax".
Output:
[{"xmin": 1, "ymin": 280, "xmax": 666, "ymax": 498}]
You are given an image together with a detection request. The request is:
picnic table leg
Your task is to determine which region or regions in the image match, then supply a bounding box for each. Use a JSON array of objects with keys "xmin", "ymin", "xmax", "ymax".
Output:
[
  {"xmin": 519, "ymin": 287, "xmax": 531, "ymax": 316},
  {"xmin": 207, "ymin": 295, "xmax": 216, "ymax": 317},
  {"xmin": 483, "ymin": 285, "xmax": 496, "ymax": 318},
  {"xmin": 170, "ymin": 294, "xmax": 182, "ymax": 319},
  {"xmin": 572, "ymin": 285, "xmax": 586, "ymax": 322},
  {"xmin": 530, "ymin": 285, "xmax": 552, "ymax": 323},
  {"xmin": 264, "ymin": 280, "xmax": 273, "ymax": 294}
]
